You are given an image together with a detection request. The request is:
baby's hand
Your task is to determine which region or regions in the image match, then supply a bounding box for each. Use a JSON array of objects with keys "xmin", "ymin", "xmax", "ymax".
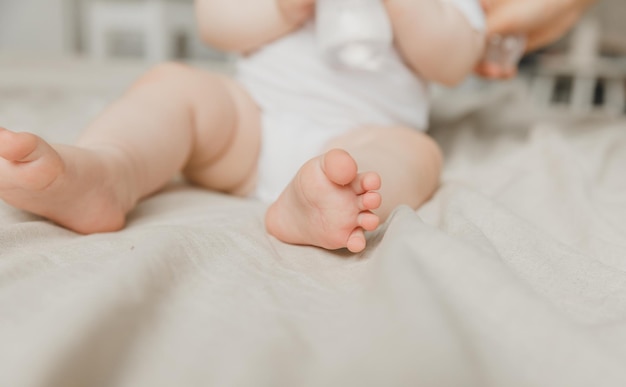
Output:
[{"xmin": 278, "ymin": 0, "xmax": 316, "ymax": 26}]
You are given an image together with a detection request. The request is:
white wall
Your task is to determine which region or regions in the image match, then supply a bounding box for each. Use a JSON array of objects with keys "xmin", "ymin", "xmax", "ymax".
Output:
[
  {"xmin": 0, "ymin": 0, "xmax": 75, "ymax": 54},
  {"xmin": 0, "ymin": 0, "xmax": 223, "ymax": 60}
]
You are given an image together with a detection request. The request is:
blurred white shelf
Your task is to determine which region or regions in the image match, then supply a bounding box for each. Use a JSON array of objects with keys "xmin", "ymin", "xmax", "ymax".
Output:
[
  {"xmin": 530, "ymin": 16, "xmax": 626, "ymax": 117},
  {"xmin": 84, "ymin": 0, "xmax": 221, "ymax": 62}
]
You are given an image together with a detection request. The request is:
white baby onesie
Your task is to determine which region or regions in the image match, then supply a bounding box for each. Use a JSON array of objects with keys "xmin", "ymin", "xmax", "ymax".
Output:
[{"xmin": 236, "ymin": 0, "xmax": 485, "ymax": 202}]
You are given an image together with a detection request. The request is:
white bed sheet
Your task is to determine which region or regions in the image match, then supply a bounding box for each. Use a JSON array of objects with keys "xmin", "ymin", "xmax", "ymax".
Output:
[{"xmin": 1, "ymin": 64, "xmax": 626, "ymax": 387}]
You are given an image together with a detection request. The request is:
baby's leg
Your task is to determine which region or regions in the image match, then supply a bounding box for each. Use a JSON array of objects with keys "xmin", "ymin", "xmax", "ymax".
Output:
[
  {"xmin": 265, "ymin": 126, "xmax": 442, "ymax": 253},
  {"xmin": 0, "ymin": 63, "xmax": 260, "ymax": 233}
]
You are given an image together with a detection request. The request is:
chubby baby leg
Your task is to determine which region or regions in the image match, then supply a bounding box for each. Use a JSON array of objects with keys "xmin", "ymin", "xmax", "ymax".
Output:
[
  {"xmin": 265, "ymin": 126, "xmax": 442, "ymax": 253},
  {"xmin": 0, "ymin": 63, "xmax": 261, "ymax": 233}
]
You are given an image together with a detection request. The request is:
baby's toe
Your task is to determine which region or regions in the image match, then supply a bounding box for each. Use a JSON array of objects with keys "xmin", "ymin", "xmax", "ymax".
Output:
[
  {"xmin": 346, "ymin": 228, "xmax": 367, "ymax": 253},
  {"xmin": 358, "ymin": 191, "xmax": 381, "ymax": 211},
  {"xmin": 0, "ymin": 130, "xmax": 40, "ymax": 162},
  {"xmin": 358, "ymin": 212, "xmax": 380, "ymax": 231},
  {"xmin": 352, "ymin": 172, "xmax": 381, "ymax": 194},
  {"xmin": 321, "ymin": 149, "xmax": 357, "ymax": 186}
]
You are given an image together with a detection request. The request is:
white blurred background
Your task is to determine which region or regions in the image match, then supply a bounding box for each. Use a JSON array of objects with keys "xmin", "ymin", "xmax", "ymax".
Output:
[
  {"xmin": 0, "ymin": 0, "xmax": 624, "ymax": 115},
  {"xmin": 0, "ymin": 0, "xmax": 622, "ymax": 60},
  {"xmin": 0, "ymin": 0, "xmax": 228, "ymax": 61}
]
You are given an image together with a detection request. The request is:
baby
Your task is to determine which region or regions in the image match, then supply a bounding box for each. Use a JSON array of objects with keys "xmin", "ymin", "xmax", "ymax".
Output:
[{"xmin": 0, "ymin": 0, "xmax": 485, "ymax": 253}]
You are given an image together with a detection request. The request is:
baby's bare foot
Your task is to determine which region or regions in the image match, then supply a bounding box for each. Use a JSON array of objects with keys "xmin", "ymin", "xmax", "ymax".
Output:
[
  {"xmin": 0, "ymin": 127, "xmax": 131, "ymax": 233},
  {"xmin": 265, "ymin": 149, "xmax": 382, "ymax": 253}
]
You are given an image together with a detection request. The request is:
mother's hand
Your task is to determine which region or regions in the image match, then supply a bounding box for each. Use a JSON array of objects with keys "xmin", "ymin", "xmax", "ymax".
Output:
[{"xmin": 476, "ymin": 0, "xmax": 596, "ymax": 79}]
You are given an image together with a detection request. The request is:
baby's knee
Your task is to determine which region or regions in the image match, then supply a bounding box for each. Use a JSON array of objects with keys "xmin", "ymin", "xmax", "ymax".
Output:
[
  {"xmin": 134, "ymin": 62, "xmax": 197, "ymax": 87},
  {"xmin": 413, "ymin": 130, "xmax": 443, "ymax": 170},
  {"xmin": 387, "ymin": 126, "xmax": 443, "ymax": 173}
]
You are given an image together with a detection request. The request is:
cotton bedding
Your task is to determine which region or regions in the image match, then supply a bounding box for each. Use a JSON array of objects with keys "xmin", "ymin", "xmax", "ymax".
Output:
[{"xmin": 1, "ymin": 61, "xmax": 626, "ymax": 387}]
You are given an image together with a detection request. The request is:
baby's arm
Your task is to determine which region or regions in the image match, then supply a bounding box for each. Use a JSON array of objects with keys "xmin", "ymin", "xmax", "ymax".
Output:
[
  {"xmin": 196, "ymin": 0, "xmax": 314, "ymax": 54},
  {"xmin": 385, "ymin": 0, "xmax": 485, "ymax": 86}
]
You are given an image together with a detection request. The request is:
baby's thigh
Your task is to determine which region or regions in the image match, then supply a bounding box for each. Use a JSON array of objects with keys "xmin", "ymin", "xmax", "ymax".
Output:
[
  {"xmin": 136, "ymin": 63, "xmax": 262, "ymax": 194},
  {"xmin": 185, "ymin": 75, "xmax": 263, "ymax": 195}
]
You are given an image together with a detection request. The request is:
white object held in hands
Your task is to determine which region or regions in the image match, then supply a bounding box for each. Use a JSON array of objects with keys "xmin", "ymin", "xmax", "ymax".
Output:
[
  {"xmin": 483, "ymin": 34, "xmax": 527, "ymax": 69},
  {"xmin": 316, "ymin": 0, "xmax": 393, "ymax": 71}
]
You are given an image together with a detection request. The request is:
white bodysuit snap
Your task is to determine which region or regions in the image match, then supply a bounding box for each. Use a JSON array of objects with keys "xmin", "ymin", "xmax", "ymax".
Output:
[{"xmin": 236, "ymin": 0, "xmax": 485, "ymax": 202}]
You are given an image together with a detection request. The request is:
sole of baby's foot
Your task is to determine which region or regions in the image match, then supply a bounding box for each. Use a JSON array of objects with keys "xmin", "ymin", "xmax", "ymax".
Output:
[
  {"xmin": 0, "ymin": 127, "xmax": 131, "ymax": 233},
  {"xmin": 265, "ymin": 148, "xmax": 382, "ymax": 253}
]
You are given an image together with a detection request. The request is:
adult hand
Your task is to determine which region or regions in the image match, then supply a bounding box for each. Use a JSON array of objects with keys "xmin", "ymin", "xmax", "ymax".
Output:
[
  {"xmin": 277, "ymin": 0, "xmax": 316, "ymax": 26},
  {"xmin": 476, "ymin": 0, "xmax": 596, "ymax": 79}
]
